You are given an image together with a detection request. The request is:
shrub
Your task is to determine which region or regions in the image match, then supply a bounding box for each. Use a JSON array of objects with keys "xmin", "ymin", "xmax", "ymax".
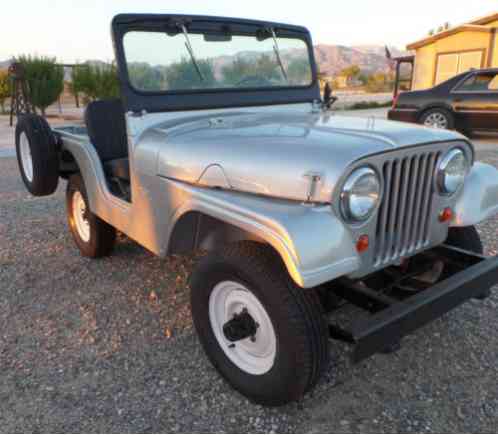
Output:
[
  {"xmin": 68, "ymin": 64, "xmax": 88, "ymax": 107},
  {"xmin": 0, "ymin": 69, "xmax": 10, "ymax": 114},
  {"xmin": 165, "ymin": 58, "xmax": 216, "ymax": 89},
  {"xmin": 364, "ymin": 72, "xmax": 394, "ymax": 93},
  {"xmin": 346, "ymin": 100, "xmax": 393, "ymax": 110},
  {"xmin": 70, "ymin": 63, "xmax": 120, "ymax": 103},
  {"xmin": 16, "ymin": 55, "xmax": 64, "ymax": 116}
]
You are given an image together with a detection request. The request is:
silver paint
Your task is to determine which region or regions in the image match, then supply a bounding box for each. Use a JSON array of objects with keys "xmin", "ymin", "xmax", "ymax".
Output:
[{"xmin": 52, "ymin": 103, "xmax": 498, "ymax": 288}]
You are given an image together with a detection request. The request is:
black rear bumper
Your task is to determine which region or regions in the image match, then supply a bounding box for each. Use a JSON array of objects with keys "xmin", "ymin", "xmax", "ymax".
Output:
[
  {"xmin": 331, "ymin": 246, "xmax": 498, "ymax": 362},
  {"xmin": 387, "ymin": 109, "xmax": 419, "ymax": 123}
]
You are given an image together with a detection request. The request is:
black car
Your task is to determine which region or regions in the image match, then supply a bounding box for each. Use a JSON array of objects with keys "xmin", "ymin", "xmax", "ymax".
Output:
[{"xmin": 388, "ymin": 68, "xmax": 498, "ymax": 135}]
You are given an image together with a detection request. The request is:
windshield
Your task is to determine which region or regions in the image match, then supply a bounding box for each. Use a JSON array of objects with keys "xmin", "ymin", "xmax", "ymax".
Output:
[{"xmin": 123, "ymin": 29, "xmax": 313, "ymax": 92}]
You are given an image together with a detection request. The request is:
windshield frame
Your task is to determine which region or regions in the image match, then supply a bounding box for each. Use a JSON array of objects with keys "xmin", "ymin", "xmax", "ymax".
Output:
[{"xmin": 112, "ymin": 14, "xmax": 320, "ymax": 113}]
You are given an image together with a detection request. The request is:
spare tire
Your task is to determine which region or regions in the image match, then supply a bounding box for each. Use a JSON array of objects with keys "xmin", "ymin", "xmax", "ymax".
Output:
[{"xmin": 15, "ymin": 114, "xmax": 59, "ymax": 196}]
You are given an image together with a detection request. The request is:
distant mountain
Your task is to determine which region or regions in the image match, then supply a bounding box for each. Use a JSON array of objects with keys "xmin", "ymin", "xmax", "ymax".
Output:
[
  {"xmin": 0, "ymin": 44, "xmax": 408, "ymax": 77},
  {"xmin": 313, "ymin": 44, "xmax": 407, "ymax": 76},
  {"xmin": 0, "ymin": 59, "xmax": 12, "ymax": 69}
]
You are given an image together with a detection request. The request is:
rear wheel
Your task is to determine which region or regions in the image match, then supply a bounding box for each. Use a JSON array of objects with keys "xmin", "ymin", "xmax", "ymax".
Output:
[
  {"xmin": 419, "ymin": 108, "xmax": 454, "ymax": 130},
  {"xmin": 15, "ymin": 114, "xmax": 59, "ymax": 196},
  {"xmin": 446, "ymin": 226, "xmax": 490, "ymax": 300},
  {"xmin": 190, "ymin": 242, "xmax": 330, "ymax": 406},
  {"xmin": 66, "ymin": 174, "xmax": 116, "ymax": 258}
]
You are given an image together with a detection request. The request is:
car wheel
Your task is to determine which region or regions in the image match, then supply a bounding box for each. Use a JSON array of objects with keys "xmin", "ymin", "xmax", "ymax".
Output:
[
  {"xmin": 66, "ymin": 173, "xmax": 116, "ymax": 258},
  {"xmin": 419, "ymin": 108, "xmax": 454, "ymax": 130},
  {"xmin": 15, "ymin": 114, "xmax": 59, "ymax": 196},
  {"xmin": 446, "ymin": 226, "xmax": 490, "ymax": 300},
  {"xmin": 190, "ymin": 242, "xmax": 330, "ymax": 406}
]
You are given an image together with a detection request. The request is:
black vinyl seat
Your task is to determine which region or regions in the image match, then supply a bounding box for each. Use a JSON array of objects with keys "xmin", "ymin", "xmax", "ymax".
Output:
[{"xmin": 84, "ymin": 99, "xmax": 130, "ymax": 181}]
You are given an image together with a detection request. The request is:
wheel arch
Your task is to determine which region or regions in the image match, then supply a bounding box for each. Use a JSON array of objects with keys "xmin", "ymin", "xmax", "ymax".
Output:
[
  {"xmin": 58, "ymin": 147, "xmax": 81, "ymax": 179},
  {"xmin": 417, "ymin": 103, "xmax": 455, "ymax": 122},
  {"xmin": 168, "ymin": 210, "xmax": 266, "ymax": 255}
]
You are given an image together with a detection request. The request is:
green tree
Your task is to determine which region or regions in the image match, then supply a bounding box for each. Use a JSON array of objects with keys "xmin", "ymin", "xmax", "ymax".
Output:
[
  {"xmin": 365, "ymin": 72, "xmax": 393, "ymax": 93},
  {"xmin": 69, "ymin": 64, "xmax": 90, "ymax": 107},
  {"xmin": 0, "ymin": 69, "xmax": 10, "ymax": 114},
  {"xmin": 165, "ymin": 58, "xmax": 216, "ymax": 90},
  {"xmin": 72, "ymin": 63, "xmax": 120, "ymax": 102},
  {"xmin": 92, "ymin": 64, "xmax": 120, "ymax": 99},
  {"xmin": 287, "ymin": 58, "xmax": 311, "ymax": 85},
  {"xmin": 340, "ymin": 65, "xmax": 361, "ymax": 81},
  {"xmin": 222, "ymin": 57, "xmax": 253, "ymax": 85},
  {"xmin": 17, "ymin": 55, "xmax": 64, "ymax": 116},
  {"xmin": 128, "ymin": 63, "xmax": 163, "ymax": 91},
  {"xmin": 221, "ymin": 54, "xmax": 280, "ymax": 86}
]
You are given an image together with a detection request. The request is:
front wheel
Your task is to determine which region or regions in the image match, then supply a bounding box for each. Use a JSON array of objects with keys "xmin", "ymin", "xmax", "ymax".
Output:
[
  {"xmin": 66, "ymin": 174, "xmax": 116, "ymax": 258},
  {"xmin": 190, "ymin": 242, "xmax": 330, "ymax": 406}
]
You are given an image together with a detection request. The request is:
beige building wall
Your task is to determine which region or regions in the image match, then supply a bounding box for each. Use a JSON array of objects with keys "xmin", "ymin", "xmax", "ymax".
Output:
[
  {"xmin": 492, "ymin": 31, "xmax": 498, "ymax": 67},
  {"xmin": 412, "ymin": 30, "xmax": 494, "ymax": 90}
]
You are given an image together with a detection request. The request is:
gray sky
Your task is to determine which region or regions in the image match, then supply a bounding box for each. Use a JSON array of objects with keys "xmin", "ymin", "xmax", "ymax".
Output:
[{"xmin": 0, "ymin": 0, "xmax": 495, "ymax": 63}]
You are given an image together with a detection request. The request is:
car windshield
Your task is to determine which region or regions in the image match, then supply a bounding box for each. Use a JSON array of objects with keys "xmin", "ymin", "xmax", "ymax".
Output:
[{"xmin": 123, "ymin": 29, "xmax": 313, "ymax": 92}]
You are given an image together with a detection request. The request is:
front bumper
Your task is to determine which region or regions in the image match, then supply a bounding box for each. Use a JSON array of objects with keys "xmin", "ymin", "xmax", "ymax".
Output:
[
  {"xmin": 387, "ymin": 108, "xmax": 419, "ymax": 123},
  {"xmin": 331, "ymin": 245, "xmax": 498, "ymax": 362}
]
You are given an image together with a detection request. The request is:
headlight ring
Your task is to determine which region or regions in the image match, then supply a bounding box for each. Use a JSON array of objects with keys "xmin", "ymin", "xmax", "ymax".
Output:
[
  {"xmin": 340, "ymin": 166, "xmax": 381, "ymax": 223},
  {"xmin": 437, "ymin": 148, "xmax": 469, "ymax": 195}
]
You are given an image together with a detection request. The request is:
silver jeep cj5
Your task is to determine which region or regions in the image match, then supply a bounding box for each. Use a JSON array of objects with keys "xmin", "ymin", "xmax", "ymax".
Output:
[{"xmin": 15, "ymin": 14, "xmax": 498, "ymax": 405}]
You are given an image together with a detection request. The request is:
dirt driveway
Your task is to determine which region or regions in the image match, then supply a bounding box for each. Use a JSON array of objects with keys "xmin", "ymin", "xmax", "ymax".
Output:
[{"xmin": 1, "ymin": 117, "xmax": 498, "ymax": 432}]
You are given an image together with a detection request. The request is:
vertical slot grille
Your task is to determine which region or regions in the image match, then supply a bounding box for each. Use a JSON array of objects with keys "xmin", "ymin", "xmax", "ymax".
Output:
[{"xmin": 374, "ymin": 152, "xmax": 439, "ymax": 265}]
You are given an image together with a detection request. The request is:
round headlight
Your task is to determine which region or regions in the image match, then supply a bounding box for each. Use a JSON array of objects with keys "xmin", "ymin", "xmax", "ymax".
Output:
[
  {"xmin": 437, "ymin": 148, "xmax": 469, "ymax": 195},
  {"xmin": 340, "ymin": 167, "xmax": 381, "ymax": 222}
]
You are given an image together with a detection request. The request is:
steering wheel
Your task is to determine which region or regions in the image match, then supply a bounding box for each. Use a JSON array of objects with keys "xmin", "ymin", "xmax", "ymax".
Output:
[{"xmin": 235, "ymin": 75, "xmax": 273, "ymax": 87}]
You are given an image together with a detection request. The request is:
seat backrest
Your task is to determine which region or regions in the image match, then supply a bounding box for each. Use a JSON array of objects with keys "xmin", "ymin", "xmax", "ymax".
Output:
[{"xmin": 84, "ymin": 99, "xmax": 128, "ymax": 162}]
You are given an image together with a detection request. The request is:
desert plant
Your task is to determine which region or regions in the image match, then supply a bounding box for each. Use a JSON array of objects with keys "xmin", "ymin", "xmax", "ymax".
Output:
[
  {"xmin": 165, "ymin": 58, "xmax": 216, "ymax": 90},
  {"xmin": 364, "ymin": 72, "xmax": 394, "ymax": 93},
  {"xmin": 16, "ymin": 55, "xmax": 64, "ymax": 116},
  {"xmin": 221, "ymin": 54, "xmax": 280, "ymax": 86},
  {"xmin": 73, "ymin": 63, "xmax": 120, "ymax": 102},
  {"xmin": 0, "ymin": 69, "xmax": 10, "ymax": 114},
  {"xmin": 339, "ymin": 65, "xmax": 361, "ymax": 81},
  {"xmin": 68, "ymin": 64, "xmax": 90, "ymax": 107}
]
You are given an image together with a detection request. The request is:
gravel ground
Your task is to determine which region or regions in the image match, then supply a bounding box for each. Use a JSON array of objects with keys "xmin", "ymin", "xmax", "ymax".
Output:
[{"xmin": 1, "ymin": 147, "xmax": 498, "ymax": 433}]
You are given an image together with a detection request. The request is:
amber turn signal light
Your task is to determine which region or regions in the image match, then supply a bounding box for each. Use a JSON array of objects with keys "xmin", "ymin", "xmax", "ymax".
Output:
[
  {"xmin": 356, "ymin": 235, "xmax": 370, "ymax": 253},
  {"xmin": 439, "ymin": 207, "xmax": 453, "ymax": 223}
]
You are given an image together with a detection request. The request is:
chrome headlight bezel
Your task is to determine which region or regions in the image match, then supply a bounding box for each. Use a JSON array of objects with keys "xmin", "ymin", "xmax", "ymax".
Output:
[
  {"xmin": 340, "ymin": 166, "xmax": 381, "ymax": 223},
  {"xmin": 436, "ymin": 148, "xmax": 469, "ymax": 196}
]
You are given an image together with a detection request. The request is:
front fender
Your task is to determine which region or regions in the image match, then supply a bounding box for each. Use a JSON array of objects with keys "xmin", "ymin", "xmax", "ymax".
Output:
[
  {"xmin": 166, "ymin": 179, "xmax": 360, "ymax": 288},
  {"xmin": 451, "ymin": 162, "xmax": 498, "ymax": 227}
]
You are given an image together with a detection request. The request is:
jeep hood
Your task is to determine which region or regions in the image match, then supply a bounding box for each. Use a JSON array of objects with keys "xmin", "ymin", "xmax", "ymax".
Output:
[{"xmin": 150, "ymin": 111, "xmax": 466, "ymax": 202}]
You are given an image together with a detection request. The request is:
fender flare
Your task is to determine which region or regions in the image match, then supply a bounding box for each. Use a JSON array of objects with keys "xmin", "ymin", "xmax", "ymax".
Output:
[
  {"xmin": 451, "ymin": 162, "xmax": 498, "ymax": 227},
  {"xmin": 165, "ymin": 179, "xmax": 360, "ymax": 288}
]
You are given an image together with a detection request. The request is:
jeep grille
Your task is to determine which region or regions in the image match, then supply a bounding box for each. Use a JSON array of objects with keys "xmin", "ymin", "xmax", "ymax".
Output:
[{"xmin": 374, "ymin": 151, "xmax": 441, "ymax": 266}]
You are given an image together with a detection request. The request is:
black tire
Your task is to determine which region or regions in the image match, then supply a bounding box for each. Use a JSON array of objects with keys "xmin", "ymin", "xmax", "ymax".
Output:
[
  {"xmin": 15, "ymin": 114, "xmax": 59, "ymax": 196},
  {"xmin": 419, "ymin": 107, "xmax": 455, "ymax": 130},
  {"xmin": 446, "ymin": 226, "xmax": 490, "ymax": 300},
  {"xmin": 66, "ymin": 174, "xmax": 116, "ymax": 258},
  {"xmin": 190, "ymin": 242, "xmax": 330, "ymax": 406}
]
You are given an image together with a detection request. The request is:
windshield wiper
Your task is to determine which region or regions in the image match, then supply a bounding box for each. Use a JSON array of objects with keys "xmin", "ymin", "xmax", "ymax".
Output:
[
  {"xmin": 270, "ymin": 28, "xmax": 288, "ymax": 83},
  {"xmin": 180, "ymin": 24, "xmax": 204, "ymax": 83}
]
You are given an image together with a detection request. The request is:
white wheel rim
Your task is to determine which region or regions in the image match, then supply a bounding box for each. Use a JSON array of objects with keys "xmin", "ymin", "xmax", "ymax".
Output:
[
  {"xmin": 72, "ymin": 191, "xmax": 91, "ymax": 242},
  {"xmin": 19, "ymin": 132, "xmax": 33, "ymax": 182},
  {"xmin": 209, "ymin": 281, "xmax": 277, "ymax": 375},
  {"xmin": 424, "ymin": 112, "xmax": 448, "ymax": 129}
]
